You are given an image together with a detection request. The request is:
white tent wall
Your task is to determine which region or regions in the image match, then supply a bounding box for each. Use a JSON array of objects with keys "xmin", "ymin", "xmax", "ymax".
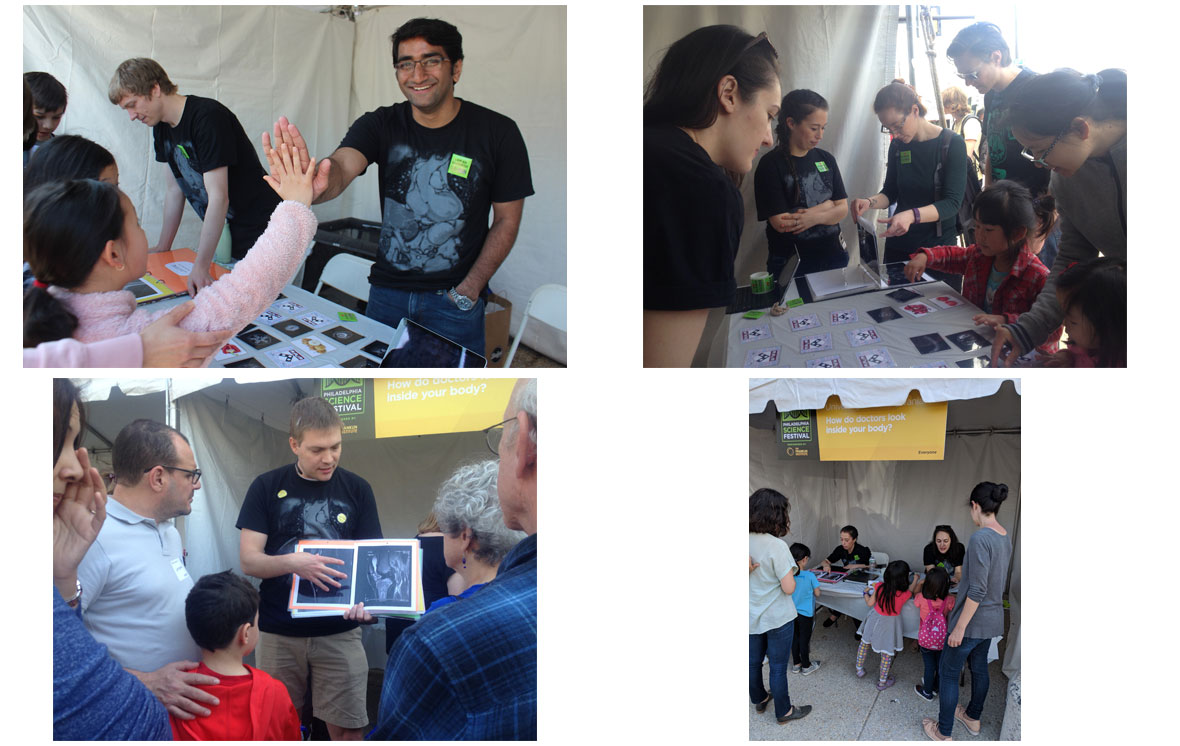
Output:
[
  {"xmin": 643, "ymin": 5, "xmax": 898, "ymax": 365},
  {"xmin": 749, "ymin": 388, "xmax": 1021, "ymax": 678},
  {"xmin": 24, "ymin": 5, "xmax": 568, "ymax": 361}
]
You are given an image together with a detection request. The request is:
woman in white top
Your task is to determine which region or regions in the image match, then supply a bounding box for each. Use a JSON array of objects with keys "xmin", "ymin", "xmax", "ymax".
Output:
[{"xmin": 749, "ymin": 488, "xmax": 812, "ymax": 724}]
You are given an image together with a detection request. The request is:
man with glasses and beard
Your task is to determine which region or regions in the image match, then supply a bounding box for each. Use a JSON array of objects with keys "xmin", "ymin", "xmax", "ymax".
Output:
[
  {"xmin": 76, "ymin": 419, "xmax": 221, "ymax": 722},
  {"xmin": 263, "ymin": 17, "xmax": 533, "ymax": 355}
]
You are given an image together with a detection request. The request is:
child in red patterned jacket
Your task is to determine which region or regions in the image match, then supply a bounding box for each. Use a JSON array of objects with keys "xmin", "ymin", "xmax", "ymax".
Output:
[{"xmin": 904, "ymin": 180, "xmax": 1062, "ymax": 355}]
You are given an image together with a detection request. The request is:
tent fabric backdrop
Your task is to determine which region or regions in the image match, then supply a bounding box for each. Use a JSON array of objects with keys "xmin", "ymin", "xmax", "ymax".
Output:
[
  {"xmin": 749, "ymin": 392, "xmax": 1022, "ymax": 678},
  {"xmin": 750, "ymin": 377, "xmax": 1021, "ymax": 414},
  {"xmin": 642, "ymin": 5, "xmax": 899, "ymax": 366},
  {"xmin": 24, "ymin": 5, "xmax": 567, "ymax": 360}
]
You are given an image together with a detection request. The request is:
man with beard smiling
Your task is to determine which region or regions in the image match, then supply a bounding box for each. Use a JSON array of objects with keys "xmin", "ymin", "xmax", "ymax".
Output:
[
  {"xmin": 237, "ymin": 397, "xmax": 382, "ymax": 740},
  {"xmin": 264, "ymin": 18, "xmax": 534, "ymax": 354}
]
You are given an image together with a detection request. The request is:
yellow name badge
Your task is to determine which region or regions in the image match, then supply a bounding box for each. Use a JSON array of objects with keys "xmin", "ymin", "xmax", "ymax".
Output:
[
  {"xmin": 900, "ymin": 151, "xmax": 912, "ymax": 165},
  {"xmin": 448, "ymin": 153, "xmax": 473, "ymax": 178},
  {"xmin": 277, "ymin": 490, "xmax": 287, "ymax": 498},
  {"xmin": 816, "ymin": 161, "xmax": 829, "ymax": 173}
]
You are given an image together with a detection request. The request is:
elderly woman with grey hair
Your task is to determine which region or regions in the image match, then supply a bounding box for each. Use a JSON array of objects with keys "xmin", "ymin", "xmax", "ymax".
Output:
[{"xmin": 427, "ymin": 459, "xmax": 526, "ymax": 613}]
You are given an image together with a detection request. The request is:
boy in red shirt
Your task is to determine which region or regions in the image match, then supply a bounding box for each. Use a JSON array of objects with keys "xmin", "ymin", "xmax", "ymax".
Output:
[{"xmin": 171, "ymin": 571, "xmax": 302, "ymax": 740}]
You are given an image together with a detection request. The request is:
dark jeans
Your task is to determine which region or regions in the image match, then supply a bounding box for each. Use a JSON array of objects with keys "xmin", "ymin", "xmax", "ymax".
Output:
[
  {"xmin": 366, "ymin": 284, "xmax": 487, "ymax": 354},
  {"xmin": 937, "ymin": 636, "xmax": 990, "ymax": 737},
  {"xmin": 749, "ymin": 619, "xmax": 794, "ymax": 719},
  {"xmin": 919, "ymin": 645, "xmax": 941, "ymax": 695},
  {"xmin": 791, "ymin": 613, "xmax": 814, "ymax": 667}
]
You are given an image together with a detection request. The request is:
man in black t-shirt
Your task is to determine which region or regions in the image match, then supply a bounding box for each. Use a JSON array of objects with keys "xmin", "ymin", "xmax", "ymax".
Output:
[
  {"xmin": 264, "ymin": 18, "xmax": 534, "ymax": 354},
  {"xmin": 109, "ymin": 58, "xmax": 281, "ymax": 295},
  {"xmin": 237, "ymin": 397, "xmax": 382, "ymax": 740}
]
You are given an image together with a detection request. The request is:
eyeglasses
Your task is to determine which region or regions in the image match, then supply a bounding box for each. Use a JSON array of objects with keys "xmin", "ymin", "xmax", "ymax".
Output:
[
  {"xmin": 880, "ymin": 112, "xmax": 909, "ymax": 135},
  {"xmin": 955, "ymin": 63, "xmax": 984, "ymax": 82},
  {"xmin": 147, "ymin": 465, "xmax": 202, "ymax": 485},
  {"xmin": 1020, "ymin": 127, "xmax": 1068, "ymax": 168},
  {"xmin": 483, "ymin": 418, "xmax": 515, "ymax": 456},
  {"xmin": 394, "ymin": 56, "xmax": 448, "ymax": 74},
  {"xmin": 741, "ymin": 31, "xmax": 779, "ymax": 58}
]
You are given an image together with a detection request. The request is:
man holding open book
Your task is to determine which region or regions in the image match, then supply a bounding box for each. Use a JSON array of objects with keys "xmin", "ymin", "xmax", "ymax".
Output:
[{"xmin": 236, "ymin": 396, "xmax": 382, "ymax": 741}]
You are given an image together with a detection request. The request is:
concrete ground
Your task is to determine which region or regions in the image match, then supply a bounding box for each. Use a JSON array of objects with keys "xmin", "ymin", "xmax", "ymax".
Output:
[{"xmin": 750, "ymin": 614, "xmax": 1011, "ymax": 741}]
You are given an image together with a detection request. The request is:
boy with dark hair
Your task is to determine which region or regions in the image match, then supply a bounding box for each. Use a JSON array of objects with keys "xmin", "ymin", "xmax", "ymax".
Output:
[
  {"xmin": 108, "ymin": 57, "xmax": 282, "ymax": 295},
  {"xmin": 24, "ymin": 71, "xmax": 68, "ymax": 166},
  {"xmin": 789, "ymin": 543, "xmax": 822, "ymax": 675},
  {"xmin": 171, "ymin": 571, "xmax": 302, "ymax": 740}
]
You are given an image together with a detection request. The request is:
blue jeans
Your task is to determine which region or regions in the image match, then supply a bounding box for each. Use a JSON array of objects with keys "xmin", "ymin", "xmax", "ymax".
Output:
[
  {"xmin": 919, "ymin": 645, "xmax": 941, "ymax": 696},
  {"xmin": 749, "ymin": 619, "xmax": 793, "ymax": 719},
  {"xmin": 937, "ymin": 636, "xmax": 989, "ymax": 737},
  {"xmin": 366, "ymin": 285, "xmax": 486, "ymax": 354}
]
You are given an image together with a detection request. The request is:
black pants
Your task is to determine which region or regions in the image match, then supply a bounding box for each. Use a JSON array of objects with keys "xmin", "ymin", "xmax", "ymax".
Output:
[{"xmin": 791, "ymin": 613, "xmax": 814, "ymax": 667}]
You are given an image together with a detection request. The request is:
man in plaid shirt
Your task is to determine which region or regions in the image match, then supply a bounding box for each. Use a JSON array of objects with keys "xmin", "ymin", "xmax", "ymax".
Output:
[{"xmin": 372, "ymin": 379, "xmax": 537, "ymax": 739}]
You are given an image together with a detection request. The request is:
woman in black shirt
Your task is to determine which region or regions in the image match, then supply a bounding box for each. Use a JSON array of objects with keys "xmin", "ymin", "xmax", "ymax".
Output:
[
  {"xmin": 754, "ymin": 89, "xmax": 849, "ymax": 279},
  {"xmin": 819, "ymin": 525, "xmax": 872, "ymax": 628},
  {"xmin": 643, "ymin": 25, "xmax": 781, "ymax": 367},
  {"xmin": 922, "ymin": 524, "xmax": 965, "ymax": 583}
]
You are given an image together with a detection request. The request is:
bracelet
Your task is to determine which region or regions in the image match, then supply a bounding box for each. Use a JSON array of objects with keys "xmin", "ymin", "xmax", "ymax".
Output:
[
  {"xmin": 912, "ymin": 207, "xmax": 921, "ymax": 224},
  {"xmin": 64, "ymin": 578, "xmax": 82, "ymax": 608}
]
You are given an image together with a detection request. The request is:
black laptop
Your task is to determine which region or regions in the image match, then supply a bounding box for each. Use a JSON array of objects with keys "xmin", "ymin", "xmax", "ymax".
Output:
[{"xmin": 726, "ymin": 253, "xmax": 800, "ymax": 314}]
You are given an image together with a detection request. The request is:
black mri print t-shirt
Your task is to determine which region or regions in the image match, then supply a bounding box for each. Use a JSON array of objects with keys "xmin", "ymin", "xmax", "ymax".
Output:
[
  {"xmin": 152, "ymin": 95, "xmax": 281, "ymax": 254},
  {"xmin": 338, "ymin": 100, "xmax": 534, "ymax": 290},
  {"xmin": 236, "ymin": 463, "xmax": 383, "ymax": 637},
  {"xmin": 754, "ymin": 147, "xmax": 848, "ymax": 255},
  {"xmin": 983, "ymin": 68, "xmax": 1051, "ymax": 196}
]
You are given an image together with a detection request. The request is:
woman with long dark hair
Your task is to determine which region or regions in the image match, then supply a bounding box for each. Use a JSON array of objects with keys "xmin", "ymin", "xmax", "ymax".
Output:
[
  {"xmin": 922, "ymin": 482, "xmax": 1012, "ymax": 741},
  {"xmin": 644, "ymin": 25, "xmax": 781, "ymax": 367},
  {"xmin": 748, "ymin": 488, "xmax": 812, "ymax": 724},
  {"xmin": 990, "ymin": 68, "xmax": 1126, "ymax": 366},
  {"xmin": 754, "ymin": 89, "xmax": 849, "ymax": 279},
  {"xmin": 923, "ymin": 524, "xmax": 966, "ymax": 584}
]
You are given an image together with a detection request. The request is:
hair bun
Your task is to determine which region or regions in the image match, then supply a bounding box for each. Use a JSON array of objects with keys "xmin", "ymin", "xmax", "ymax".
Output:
[{"xmin": 995, "ymin": 484, "xmax": 1009, "ymax": 502}]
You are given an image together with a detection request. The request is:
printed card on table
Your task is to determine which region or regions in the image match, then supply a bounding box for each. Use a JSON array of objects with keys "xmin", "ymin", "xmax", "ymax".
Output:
[
  {"xmin": 275, "ymin": 319, "xmax": 314, "ymax": 338},
  {"xmin": 914, "ymin": 360, "xmax": 952, "ymax": 368},
  {"xmin": 271, "ymin": 299, "xmax": 307, "ymax": 315},
  {"xmin": 788, "ymin": 313, "xmax": 821, "ymax": 332},
  {"xmin": 298, "ymin": 311, "xmax": 332, "ymax": 329},
  {"xmin": 946, "ymin": 329, "xmax": 991, "ymax": 352},
  {"xmin": 829, "ymin": 309, "xmax": 858, "ymax": 325},
  {"xmin": 740, "ymin": 324, "xmax": 772, "ymax": 343},
  {"xmin": 928, "ymin": 294, "xmax": 964, "ymax": 309},
  {"xmin": 900, "ymin": 301, "xmax": 937, "ymax": 318},
  {"xmin": 956, "ymin": 354, "xmax": 992, "ymax": 368},
  {"xmin": 799, "ymin": 333, "xmax": 833, "ymax": 353},
  {"xmin": 214, "ymin": 339, "xmax": 246, "ymax": 361},
  {"xmin": 292, "ymin": 335, "xmax": 338, "ymax": 357},
  {"xmin": 240, "ymin": 329, "xmax": 281, "ymax": 350},
  {"xmin": 866, "ymin": 306, "xmax": 903, "ymax": 324},
  {"xmin": 806, "ymin": 355, "xmax": 843, "ymax": 368},
  {"xmin": 255, "ymin": 309, "xmax": 284, "ymax": 325},
  {"xmin": 224, "ymin": 357, "xmax": 265, "ymax": 368},
  {"xmin": 324, "ymin": 326, "xmax": 365, "ymax": 345},
  {"xmin": 857, "ymin": 348, "xmax": 897, "ymax": 368},
  {"xmin": 744, "ymin": 346, "xmax": 781, "ymax": 368},
  {"xmin": 885, "ymin": 287, "xmax": 922, "ymax": 302},
  {"xmin": 265, "ymin": 346, "xmax": 310, "ymax": 368},
  {"xmin": 164, "ymin": 261, "xmax": 193, "ymax": 276},
  {"xmin": 846, "ymin": 327, "xmax": 880, "ymax": 347}
]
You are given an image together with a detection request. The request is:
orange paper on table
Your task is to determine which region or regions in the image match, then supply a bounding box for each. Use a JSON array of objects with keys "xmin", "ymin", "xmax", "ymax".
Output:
[{"xmin": 144, "ymin": 248, "xmax": 230, "ymax": 294}]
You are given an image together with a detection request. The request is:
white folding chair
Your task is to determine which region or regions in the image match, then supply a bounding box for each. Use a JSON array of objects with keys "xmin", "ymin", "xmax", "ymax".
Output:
[
  {"xmin": 314, "ymin": 253, "xmax": 374, "ymax": 304},
  {"xmin": 870, "ymin": 552, "xmax": 889, "ymax": 568},
  {"xmin": 505, "ymin": 284, "xmax": 566, "ymax": 368}
]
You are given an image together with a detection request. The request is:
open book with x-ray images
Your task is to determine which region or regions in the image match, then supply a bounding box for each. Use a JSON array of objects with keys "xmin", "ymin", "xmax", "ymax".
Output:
[{"xmin": 287, "ymin": 539, "xmax": 424, "ymax": 617}]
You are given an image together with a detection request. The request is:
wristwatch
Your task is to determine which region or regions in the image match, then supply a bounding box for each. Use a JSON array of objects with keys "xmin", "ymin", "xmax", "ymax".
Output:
[{"xmin": 448, "ymin": 287, "xmax": 475, "ymax": 311}]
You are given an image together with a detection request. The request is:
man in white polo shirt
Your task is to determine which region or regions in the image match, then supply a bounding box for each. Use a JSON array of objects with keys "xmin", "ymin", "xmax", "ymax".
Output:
[{"xmin": 76, "ymin": 419, "xmax": 220, "ymax": 721}]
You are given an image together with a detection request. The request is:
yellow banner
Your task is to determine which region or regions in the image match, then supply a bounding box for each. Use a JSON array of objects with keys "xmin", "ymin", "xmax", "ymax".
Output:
[
  {"xmin": 816, "ymin": 394, "xmax": 947, "ymax": 461},
  {"xmin": 373, "ymin": 378, "xmax": 516, "ymax": 439}
]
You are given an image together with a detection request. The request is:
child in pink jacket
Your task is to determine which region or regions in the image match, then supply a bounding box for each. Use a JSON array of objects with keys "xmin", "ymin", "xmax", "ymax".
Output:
[{"xmin": 24, "ymin": 144, "xmax": 316, "ymax": 362}]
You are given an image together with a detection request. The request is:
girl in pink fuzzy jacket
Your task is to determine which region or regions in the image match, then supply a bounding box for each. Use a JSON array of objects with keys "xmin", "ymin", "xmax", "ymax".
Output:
[{"xmin": 24, "ymin": 143, "xmax": 317, "ymax": 360}]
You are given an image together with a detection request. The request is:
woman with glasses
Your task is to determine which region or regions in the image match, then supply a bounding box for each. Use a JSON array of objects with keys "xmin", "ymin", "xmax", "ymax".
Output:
[
  {"xmin": 53, "ymin": 380, "xmax": 172, "ymax": 739},
  {"xmin": 643, "ymin": 25, "xmax": 781, "ymax": 367},
  {"xmin": 850, "ymin": 81, "xmax": 968, "ymax": 289},
  {"xmin": 923, "ymin": 525, "xmax": 965, "ymax": 584},
  {"xmin": 754, "ymin": 89, "xmax": 850, "ymax": 280},
  {"xmin": 989, "ymin": 68, "xmax": 1126, "ymax": 367}
]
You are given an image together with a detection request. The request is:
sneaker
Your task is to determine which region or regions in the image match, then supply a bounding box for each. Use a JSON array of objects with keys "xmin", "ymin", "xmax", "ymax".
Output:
[
  {"xmin": 823, "ymin": 616, "xmax": 837, "ymax": 628},
  {"xmin": 800, "ymin": 661, "xmax": 821, "ymax": 676},
  {"xmin": 914, "ymin": 683, "xmax": 934, "ymax": 701},
  {"xmin": 876, "ymin": 677, "xmax": 896, "ymax": 691},
  {"xmin": 856, "ymin": 667, "xmax": 866, "ymax": 678},
  {"xmin": 791, "ymin": 663, "xmax": 801, "ymax": 673}
]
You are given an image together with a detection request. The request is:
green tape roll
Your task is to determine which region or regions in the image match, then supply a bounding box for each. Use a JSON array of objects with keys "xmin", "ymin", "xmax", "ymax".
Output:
[{"xmin": 751, "ymin": 271, "xmax": 773, "ymax": 294}]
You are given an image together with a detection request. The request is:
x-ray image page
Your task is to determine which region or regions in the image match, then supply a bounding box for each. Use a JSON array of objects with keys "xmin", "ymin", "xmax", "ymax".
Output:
[{"xmin": 288, "ymin": 539, "xmax": 422, "ymax": 617}]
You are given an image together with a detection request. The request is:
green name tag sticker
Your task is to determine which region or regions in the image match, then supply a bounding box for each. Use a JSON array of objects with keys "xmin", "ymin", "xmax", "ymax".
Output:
[
  {"xmin": 447, "ymin": 153, "xmax": 473, "ymax": 178},
  {"xmin": 337, "ymin": 312, "xmax": 357, "ymax": 322},
  {"xmin": 816, "ymin": 161, "xmax": 829, "ymax": 173},
  {"xmin": 900, "ymin": 151, "xmax": 912, "ymax": 165},
  {"xmin": 743, "ymin": 310, "xmax": 766, "ymax": 320},
  {"xmin": 786, "ymin": 297, "xmax": 805, "ymax": 308},
  {"xmin": 177, "ymin": 144, "xmax": 190, "ymax": 159}
]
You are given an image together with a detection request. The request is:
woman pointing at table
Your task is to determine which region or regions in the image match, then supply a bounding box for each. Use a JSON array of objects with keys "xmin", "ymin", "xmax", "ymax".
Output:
[{"xmin": 643, "ymin": 26, "xmax": 781, "ymax": 367}]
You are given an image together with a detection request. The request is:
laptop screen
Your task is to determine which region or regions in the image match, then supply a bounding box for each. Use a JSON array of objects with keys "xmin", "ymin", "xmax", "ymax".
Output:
[{"xmin": 380, "ymin": 319, "xmax": 488, "ymax": 368}]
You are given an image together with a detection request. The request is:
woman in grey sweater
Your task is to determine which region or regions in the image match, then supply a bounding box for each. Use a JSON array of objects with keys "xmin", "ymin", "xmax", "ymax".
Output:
[
  {"xmin": 989, "ymin": 68, "xmax": 1126, "ymax": 365},
  {"xmin": 922, "ymin": 482, "xmax": 1012, "ymax": 741}
]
